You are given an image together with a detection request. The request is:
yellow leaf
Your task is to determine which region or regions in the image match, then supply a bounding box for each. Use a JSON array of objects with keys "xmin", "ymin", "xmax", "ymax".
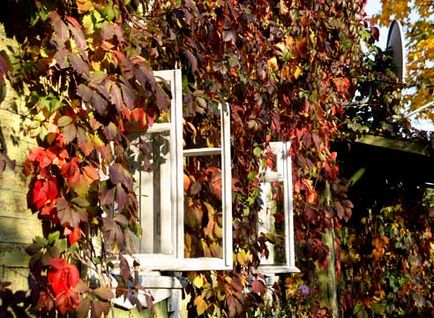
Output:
[
  {"xmin": 194, "ymin": 295, "xmax": 208, "ymax": 316},
  {"xmin": 294, "ymin": 66, "xmax": 302, "ymax": 80},
  {"xmin": 91, "ymin": 61, "xmax": 101, "ymax": 71},
  {"xmin": 280, "ymin": 65, "xmax": 291, "ymax": 81},
  {"xmin": 267, "ymin": 57, "xmax": 278, "ymax": 72},
  {"xmin": 285, "ymin": 35, "xmax": 294, "ymax": 48},
  {"xmin": 76, "ymin": 0, "xmax": 94, "ymax": 14},
  {"xmin": 193, "ymin": 275, "xmax": 203, "ymax": 288},
  {"xmin": 309, "ymin": 30, "xmax": 316, "ymax": 44},
  {"xmin": 275, "ymin": 42, "xmax": 286, "ymax": 53}
]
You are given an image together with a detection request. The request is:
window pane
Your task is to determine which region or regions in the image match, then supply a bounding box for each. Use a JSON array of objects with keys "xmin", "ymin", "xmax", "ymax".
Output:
[
  {"xmin": 258, "ymin": 181, "xmax": 287, "ymax": 266},
  {"xmin": 183, "ymin": 155, "xmax": 223, "ymax": 259},
  {"xmin": 183, "ymin": 111, "xmax": 222, "ymax": 150},
  {"xmin": 128, "ymin": 130, "xmax": 174, "ymax": 256}
]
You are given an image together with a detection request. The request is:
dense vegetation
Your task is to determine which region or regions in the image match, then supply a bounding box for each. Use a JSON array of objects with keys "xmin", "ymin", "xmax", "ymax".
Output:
[{"xmin": 0, "ymin": 0, "xmax": 432, "ymax": 317}]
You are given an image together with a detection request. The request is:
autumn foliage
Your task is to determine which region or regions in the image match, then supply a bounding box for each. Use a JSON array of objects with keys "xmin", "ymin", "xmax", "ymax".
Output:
[{"xmin": 1, "ymin": 0, "xmax": 432, "ymax": 317}]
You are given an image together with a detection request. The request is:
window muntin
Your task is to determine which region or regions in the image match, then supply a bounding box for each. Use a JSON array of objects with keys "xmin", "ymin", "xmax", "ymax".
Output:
[
  {"xmin": 128, "ymin": 70, "xmax": 232, "ymax": 271},
  {"xmin": 258, "ymin": 141, "xmax": 299, "ymax": 273}
]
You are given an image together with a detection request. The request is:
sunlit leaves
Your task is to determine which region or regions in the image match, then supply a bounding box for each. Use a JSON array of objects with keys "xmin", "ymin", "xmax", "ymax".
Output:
[
  {"xmin": 5, "ymin": 0, "xmax": 371, "ymax": 316},
  {"xmin": 57, "ymin": 197, "xmax": 88, "ymax": 228}
]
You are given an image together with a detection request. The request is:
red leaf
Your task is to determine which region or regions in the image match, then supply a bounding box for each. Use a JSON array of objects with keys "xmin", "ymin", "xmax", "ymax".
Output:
[
  {"xmin": 32, "ymin": 177, "xmax": 58, "ymax": 210},
  {"xmin": 252, "ymin": 279, "xmax": 266, "ymax": 296},
  {"xmin": 61, "ymin": 157, "xmax": 80, "ymax": 179},
  {"xmin": 0, "ymin": 55, "xmax": 9, "ymax": 74},
  {"xmin": 37, "ymin": 291, "xmax": 54, "ymax": 312},
  {"xmin": 55, "ymin": 290, "xmax": 79, "ymax": 315},
  {"xmin": 28, "ymin": 147, "xmax": 56, "ymax": 168},
  {"xmin": 48, "ymin": 258, "xmax": 80, "ymax": 296},
  {"xmin": 131, "ymin": 108, "xmax": 146, "ymax": 127},
  {"xmin": 83, "ymin": 165, "xmax": 99, "ymax": 181},
  {"xmin": 65, "ymin": 226, "xmax": 81, "ymax": 245}
]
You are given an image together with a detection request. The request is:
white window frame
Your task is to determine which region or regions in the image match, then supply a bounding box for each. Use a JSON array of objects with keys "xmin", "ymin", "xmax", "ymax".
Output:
[
  {"xmin": 129, "ymin": 69, "xmax": 232, "ymax": 271},
  {"xmin": 257, "ymin": 141, "xmax": 299, "ymax": 273}
]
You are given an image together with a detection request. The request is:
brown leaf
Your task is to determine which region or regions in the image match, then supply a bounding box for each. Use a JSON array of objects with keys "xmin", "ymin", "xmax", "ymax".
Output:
[
  {"xmin": 77, "ymin": 127, "xmax": 94, "ymax": 156},
  {"xmin": 49, "ymin": 11, "xmax": 69, "ymax": 45},
  {"xmin": 77, "ymin": 298, "xmax": 91, "ymax": 318},
  {"xmin": 120, "ymin": 81, "xmax": 135, "ymax": 109},
  {"xmin": 66, "ymin": 17, "xmax": 86, "ymax": 50},
  {"xmin": 334, "ymin": 201, "xmax": 345, "ymax": 220},
  {"xmin": 57, "ymin": 197, "xmax": 88, "ymax": 228},
  {"xmin": 190, "ymin": 181, "xmax": 201, "ymax": 195},
  {"xmin": 91, "ymin": 92, "xmax": 108, "ymax": 115},
  {"xmin": 103, "ymin": 122, "xmax": 118, "ymax": 141},
  {"xmin": 94, "ymin": 288, "xmax": 114, "ymax": 301},
  {"xmin": 63, "ymin": 124, "xmax": 77, "ymax": 144},
  {"xmin": 91, "ymin": 300, "xmax": 110, "ymax": 318},
  {"xmin": 185, "ymin": 50, "xmax": 198, "ymax": 73},
  {"xmin": 109, "ymin": 83, "xmax": 123, "ymax": 111},
  {"xmin": 69, "ymin": 53, "xmax": 89, "ymax": 74}
]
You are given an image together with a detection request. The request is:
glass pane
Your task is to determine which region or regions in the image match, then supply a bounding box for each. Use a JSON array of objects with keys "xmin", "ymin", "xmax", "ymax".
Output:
[
  {"xmin": 183, "ymin": 111, "xmax": 222, "ymax": 150},
  {"xmin": 258, "ymin": 181, "xmax": 287, "ymax": 266},
  {"xmin": 183, "ymin": 155, "xmax": 223, "ymax": 259},
  {"xmin": 128, "ymin": 130, "xmax": 174, "ymax": 255}
]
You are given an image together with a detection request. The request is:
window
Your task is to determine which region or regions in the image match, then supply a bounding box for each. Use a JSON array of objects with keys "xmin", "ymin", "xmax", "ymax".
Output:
[
  {"xmin": 257, "ymin": 141, "xmax": 299, "ymax": 273},
  {"xmin": 127, "ymin": 69, "xmax": 232, "ymax": 271}
]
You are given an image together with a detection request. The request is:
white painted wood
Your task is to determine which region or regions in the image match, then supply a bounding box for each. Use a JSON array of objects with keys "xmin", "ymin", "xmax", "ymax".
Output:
[
  {"xmin": 183, "ymin": 147, "xmax": 221, "ymax": 157},
  {"xmin": 127, "ymin": 70, "xmax": 233, "ymax": 271},
  {"xmin": 257, "ymin": 141, "xmax": 300, "ymax": 273},
  {"xmin": 146, "ymin": 123, "xmax": 171, "ymax": 133},
  {"xmin": 221, "ymin": 103, "xmax": 233, "ymax": 268}
]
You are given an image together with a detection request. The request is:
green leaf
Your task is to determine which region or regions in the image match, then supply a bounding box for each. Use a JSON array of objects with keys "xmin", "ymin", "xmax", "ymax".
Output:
[
  {"xmin": 253, "ymin": 146, "xmax": 262, "ymax": 158},
  {"xmin": 348, "ymin": 168, "xmax": 366, "ymax": 187},
  {"xmin": 54, "ymin": 238, "xmax": 68, "ymax": 252},
  {"xmin": 371, "ymin": 302, "xmax": 385, "ymax": 315},
  {"xmin": 72, "ymin": 196, "xmax": 90, "ymax": 208},
  {"xmin": 47, "ymin": 231, "xmax": 60, "ymax": 244}
]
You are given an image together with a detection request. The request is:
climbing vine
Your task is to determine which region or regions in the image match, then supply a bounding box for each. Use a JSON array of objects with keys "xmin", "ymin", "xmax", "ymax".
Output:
[{"xmin": 0, "ymin": 0, "xmax": 379, "ymax": 317}]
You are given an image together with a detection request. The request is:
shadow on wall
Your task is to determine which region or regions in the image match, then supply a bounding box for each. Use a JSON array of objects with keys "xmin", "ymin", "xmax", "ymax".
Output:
[{"xmin": 0, "ymin": 84, "xmax": 42, "ymax": 290}]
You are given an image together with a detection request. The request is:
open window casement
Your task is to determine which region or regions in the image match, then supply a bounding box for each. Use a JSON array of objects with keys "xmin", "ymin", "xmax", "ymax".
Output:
[
  {"xmin": 128, "ymin": 69, "xmax": 232, "ymax": 271},
  {"xmin": 257, "ymin": 141, "xmax": 299, "ymax": 273}
]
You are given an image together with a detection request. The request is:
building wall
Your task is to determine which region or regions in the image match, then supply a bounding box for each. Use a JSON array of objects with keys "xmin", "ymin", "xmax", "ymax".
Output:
[
  {"xmin": 0, "ymin": 84, "xmax": 173, "ymax": 317},
  {"xmin": 0, "ymin": 83, "xmax": 41, "ymax": 290}
]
